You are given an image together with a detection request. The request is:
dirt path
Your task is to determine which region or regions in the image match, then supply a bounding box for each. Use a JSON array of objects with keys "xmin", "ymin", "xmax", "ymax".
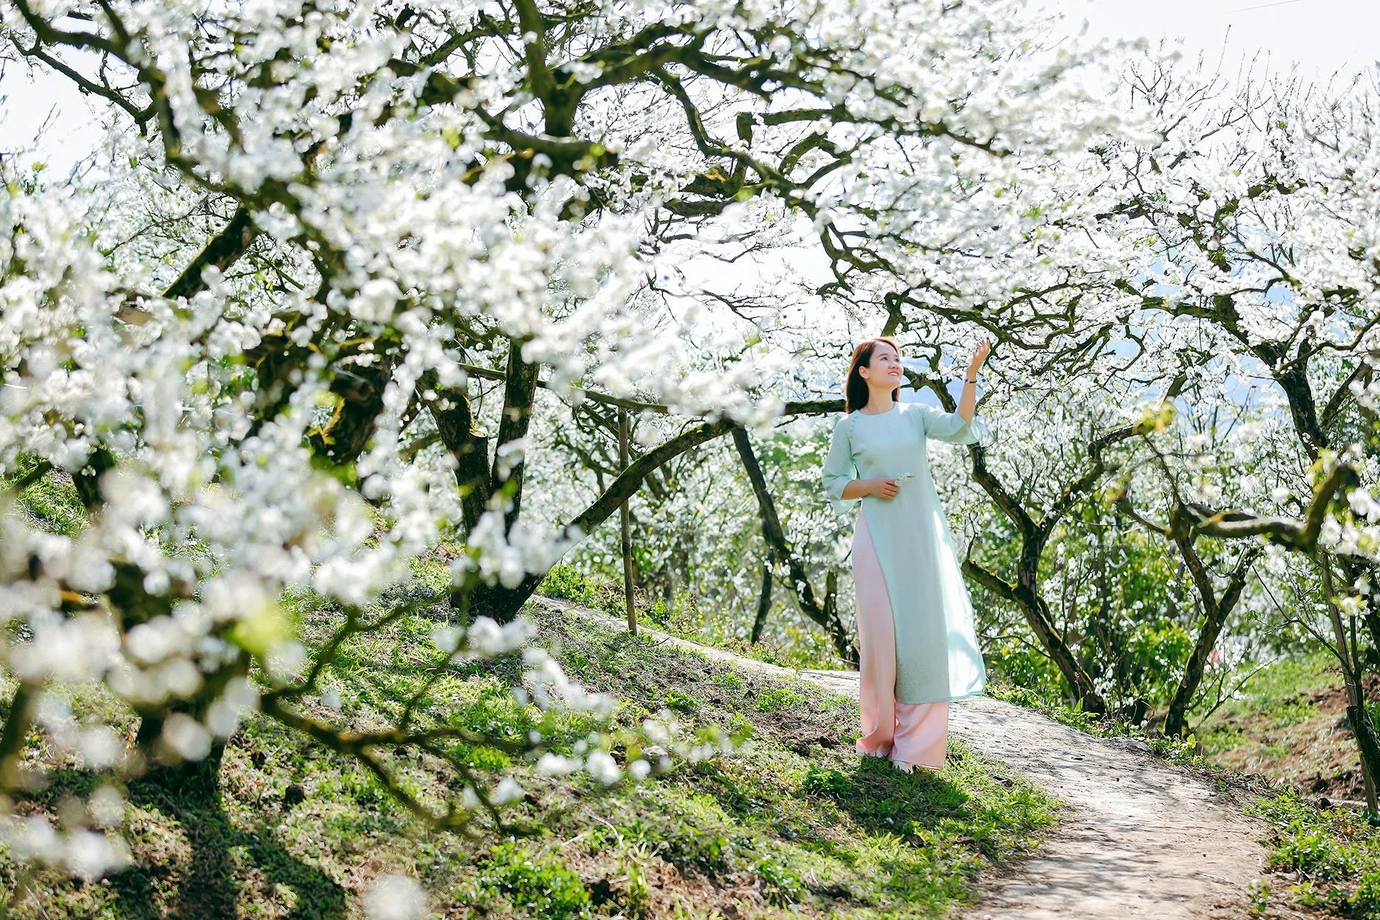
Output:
[
  {"xmin": 806, "ymin": 669, "xmax": 1271, "ymax": 920},
  {"xmin": 538, "ymin": 598, "xmax": 1274, "ymax": 919}
]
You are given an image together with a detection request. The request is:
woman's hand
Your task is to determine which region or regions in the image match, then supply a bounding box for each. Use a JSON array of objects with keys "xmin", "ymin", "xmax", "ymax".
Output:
[
  {"xmin": 868, "ymin": 477, "xmax": 899, "ymax": 500},
  {"xmin": 967, "ymin": 338, "xmax": 991, "ymax": 378}
]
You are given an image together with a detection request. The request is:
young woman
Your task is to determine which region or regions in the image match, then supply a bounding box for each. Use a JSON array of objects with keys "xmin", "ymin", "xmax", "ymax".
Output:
[{"xmin": 821, "ymin": 336, "xmax": 992, "ymax": 773}]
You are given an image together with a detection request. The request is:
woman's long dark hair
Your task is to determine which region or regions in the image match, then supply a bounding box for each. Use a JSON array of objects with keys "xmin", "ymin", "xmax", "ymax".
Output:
[{"xmin": 845, "ymin": 337, "xmax": 901, "ymax": 414}]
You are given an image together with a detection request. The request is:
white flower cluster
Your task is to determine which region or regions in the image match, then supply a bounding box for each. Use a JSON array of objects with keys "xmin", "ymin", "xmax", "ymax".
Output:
[
  {"xmin": 363, "ymin": 873, "xmax": 430, "ymax": 920},
  {"xmin": 518, "ymin": 645, "xmax": 616, "ymax": 716},
  {"xmin": 0, "ymin": 814, "xmax": 131, "ymax": 881},
  {"xmin": 16, "ymin": 0, "xmax": 1380, "ymax": 897}
]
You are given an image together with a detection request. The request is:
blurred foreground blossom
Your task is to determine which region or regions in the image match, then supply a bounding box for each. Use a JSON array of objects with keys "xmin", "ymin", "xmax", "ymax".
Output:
[{"xmin": 363, "ymin": 874, "xmax": 430, "ymax": 920}]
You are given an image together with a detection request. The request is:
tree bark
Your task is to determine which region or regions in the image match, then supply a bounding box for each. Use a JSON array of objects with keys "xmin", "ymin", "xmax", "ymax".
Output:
[
  {"xmin": 752, "ymin": 557, "xmax": 772, "ymax": 644},
  {"xmin": 1163, "ymin": 540, "xmax": 1258, "ymax": 738},
  {"xmin": 965, "ymin": 556, "xmax": 1107, "ymax": 715},
  {"xmin": 492, "ymin": 341, "xmax": 540, "ymax": 531},
  {"xmin": 731, "ymin": 426, "xmax": 855, "ymax": 662},
  {"xmin": 163, "ymin": 204, "xmax": 259, "ymax": 300},
  {"xmin": 423, "ymin": 375, "xmax": 492, "ymax": 534},
  {"xmin": 960, "ymin": 422, "xmax": 1143, "ymax": 715},
  {"xmin": 309, "ymin": 355, "xmax": 394, "ymax": 466},
  {"xmin": 618, "ymin": 409, "xmax": 638, "ymax": 635},
  {"xmin": 1321, "ymin": 554, "xmax": 1380, "ymax": 812},
  {"xmin": 0, "ymin": 684, "xmax": 35, "ymax": 793}
]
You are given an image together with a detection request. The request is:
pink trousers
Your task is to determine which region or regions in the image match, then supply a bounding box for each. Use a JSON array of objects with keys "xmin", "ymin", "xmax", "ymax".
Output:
[{"xmin": 853, "ymin": 513, "xmax": 948, "ymax": 770}]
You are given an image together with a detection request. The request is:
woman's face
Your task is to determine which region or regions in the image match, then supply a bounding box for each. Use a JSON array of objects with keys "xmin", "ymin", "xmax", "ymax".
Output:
[{"xmin": 861, "ymin": 343, "xmax": 903, "ymax": 386}]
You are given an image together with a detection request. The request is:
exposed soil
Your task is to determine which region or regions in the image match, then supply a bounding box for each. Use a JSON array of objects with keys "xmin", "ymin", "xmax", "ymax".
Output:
[{"xmin": 1210, "ymin": 674, "xmax": 1379, "ymax": 803}]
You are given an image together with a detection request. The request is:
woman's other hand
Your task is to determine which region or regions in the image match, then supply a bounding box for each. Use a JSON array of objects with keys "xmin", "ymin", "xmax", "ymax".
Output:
[
  {"xmin": 869, "ymin": 477, "xmax": 899, "ymax": 500},
  {"xmin": 967, "ymin": 338, "xmax": 991, "ymax": 377}
]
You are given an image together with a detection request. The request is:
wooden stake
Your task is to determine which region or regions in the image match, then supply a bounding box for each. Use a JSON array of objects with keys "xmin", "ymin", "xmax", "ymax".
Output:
[{"xmin": 618, "ymin": 408, "xmax": 637, "ymax": 635}]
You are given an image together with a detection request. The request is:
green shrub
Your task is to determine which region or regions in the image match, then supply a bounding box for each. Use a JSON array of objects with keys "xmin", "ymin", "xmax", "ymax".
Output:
[
  {"xmin": 755, "ymin": 687, "xmax": 807, "ymax": 712},
  {"xmin": 1355, "ymin": 871, "xmax": 1380, "ymax": 920},
  {"xmin": 644, "ymin": 598, "xmax": 671, "ymax": 627},
  {"xmin": 663, "ymin": 691, "xmax": 698, "ymax": 714},
  {"xmin": 986, "ymin": 640, "xmax": 1066, "ymax": 702},
  {"xmin": 478, "ymin": 843, "xmax": 591, "ymax": 919},
  {"xmin": 1252, "ymin": 792, "xmax": 1380, "ymax": 918},
  {"xmin": 802, "ymin": 765, "xmax": 862, "ymax": 800},
  {"xmin": 712, "ymin": 672, "xmax": 745, "ymax": 692},
  {"xmin": 755, "ymin": 855, "xmax": 806, "ymax": 905},
  {"xmin": 539, "ymin": 564, "xmax": 598, "ymax": 605},
  {"xmin": 1260, "ymin": 797, "xmax": 1361, "ymax": 881},
  {"xmin": 1121, "ymin": 620, "xmax": 1194, "ymax": 706}
]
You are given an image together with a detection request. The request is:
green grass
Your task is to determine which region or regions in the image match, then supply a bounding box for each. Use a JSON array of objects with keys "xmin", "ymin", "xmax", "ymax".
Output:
[
  {"xmin": 1185, "ymin": 654, "xmax": 1380, "ymax": 919},
  {"xmin": 477, "ymin": 843, "xmax": 593, "ymax": 919},
  {"xmin": 539, "ymin": 562, "xmax": 847, "ymax": 671},
  {"xmin": 1195, "ymin": 653, "xmax": 1342, "ymax": 758},
  {"xmin": 985, "ymin": 681, "xmax": 1203, "ymax": 767},
  {"xmin": 1251, "ymin": 792, "xmax": 1380, "ymax": 919},
  {"xmin": 1, "ymin": 588, "xmax": 1058, "ymax": 919},
  {"xmin": 755, "ymin": 687, "xmax": 808, "ymax": 713},
  {"xmin": 3, "ymin": 460, "xmax": 89, "ymax": 536},
  {"xmin": 1186, "ymin": 652, "xmax": 1380, "ymax": 816}
]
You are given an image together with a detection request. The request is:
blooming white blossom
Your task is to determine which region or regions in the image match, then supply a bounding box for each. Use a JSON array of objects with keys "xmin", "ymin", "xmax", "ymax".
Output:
[
  {"xmin": 584, "ymin": 750, "xmax": 621, "ymax": 786},
  {"xmin": 363, "ymin": 874, "xmax": 430, "ymax": 920},
  {"xmin": 535, "ymin": 753, "xmax": 583, "ymax": 776},
  {"xmin": 9, "ymin": 0, "xmax": 1376, "ymax": 893},
  {"xmin": 489, "ymin": 778, "xmax": 524, "ymax": 806}
]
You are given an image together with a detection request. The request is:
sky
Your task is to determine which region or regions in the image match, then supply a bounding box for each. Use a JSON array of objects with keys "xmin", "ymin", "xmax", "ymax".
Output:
[
  {"xmin": 1040, "ymin": 0, "xmax": 1379, "ymax": 78},
  {"xmin": 3, "ymin": 0, "xmax": 1377, "ymax": 172}
]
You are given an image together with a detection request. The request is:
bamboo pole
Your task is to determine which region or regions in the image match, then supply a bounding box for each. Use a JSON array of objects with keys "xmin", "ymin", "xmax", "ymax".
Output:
[{"xmin": 618, "ymin": 409, "xmax": 637, "ymax": 635}]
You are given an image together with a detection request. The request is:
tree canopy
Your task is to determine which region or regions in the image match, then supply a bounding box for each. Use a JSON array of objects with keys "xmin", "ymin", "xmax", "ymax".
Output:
[{"xmin": 3, "ymin": 0, "xmax": 1380, "ymax": 890}]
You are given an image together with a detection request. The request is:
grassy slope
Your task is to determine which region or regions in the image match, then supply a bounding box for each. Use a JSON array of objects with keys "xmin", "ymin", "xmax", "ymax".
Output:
[
  {"xmin": 996, "ymin": 654, "xmax": 1380, "ymax": 920},
  {"xmin": 10, "ymin": 466, "xmax": 1380, "ymax": 917},
  {"xmin": 1196, "ymin": 653, "xmax": 1376, "ymax": 803},
  {"xmin": 1188, "ymin": 654, "xmax": 1380, "ymax": 919},
  {"xmin": 1, "ymin": 591, "xmax": 1056, "ymax": 919}
]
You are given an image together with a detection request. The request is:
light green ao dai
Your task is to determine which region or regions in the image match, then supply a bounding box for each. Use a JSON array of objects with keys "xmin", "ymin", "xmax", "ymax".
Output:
[{"xmin": 822, "ymin": 401, "xmax": 991, "ymax": 704}]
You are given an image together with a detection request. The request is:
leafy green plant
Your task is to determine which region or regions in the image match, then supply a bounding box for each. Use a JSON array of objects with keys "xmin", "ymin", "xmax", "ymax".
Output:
[
  {"xmin": 478, "ymin": 843, "xmax": 591, "ymax": 919},
  {"xmin": 756, "ymin": 855, "xmax": 806, "ymax": 905},
  {"xmin": 711, "ymin": 672, "xmax": 745, "ymax": 692},
  {"xmin": 802, "ymin": 765, "xmax": 862, "ymax": 800},
  {"xmin": 755, "ymin": 687, "xmax": 808, "ymax": 712},
  {"xmin": 663, "ymin": 691, "xmax": 698, "ymax": 714},
  {"xmin": 1252, "ymin": 792, "xmax": 1380, "ymax": 919}
]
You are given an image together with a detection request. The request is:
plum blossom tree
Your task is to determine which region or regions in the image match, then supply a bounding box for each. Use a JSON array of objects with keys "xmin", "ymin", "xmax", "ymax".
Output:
[
  {"xmin": 0, "ymin": 0, "xmax": 1134, "ymax": 883},
  {"xmin": 1087, "ymin": 57, "xmax": 1380, "ymax": 807}
]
